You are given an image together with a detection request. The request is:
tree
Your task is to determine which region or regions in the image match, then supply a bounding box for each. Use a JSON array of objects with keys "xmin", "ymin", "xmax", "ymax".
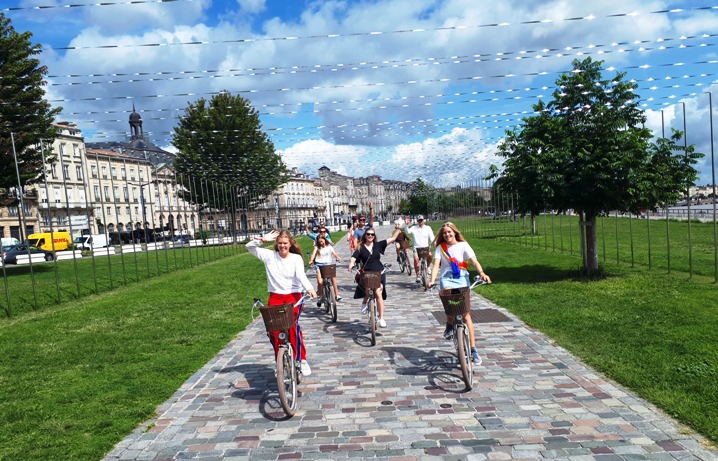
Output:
[
  {"xmin": 407, "ymin": 178, "xmax": 434, "ymax": 216},
  {"xmin": 496, "ymin": 57, "xmax": 702, "ymax": 274},
  {"xmin": 172, "ymin": 91, "xmax": 288, "ymax": 212},
  {"xmin": 0, "ymin": 13, "xmax": 61, "ymax": 196}
]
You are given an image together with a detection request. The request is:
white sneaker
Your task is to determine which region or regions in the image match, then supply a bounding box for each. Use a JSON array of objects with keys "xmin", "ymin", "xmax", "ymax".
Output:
[
  {"xmin": 361, "ymin": 303, "xmax": 369, "ymax": 315},
  {"xmin": 415, "ymin": 277, "xmax": 421, "ymax": 283},
  {"xmin": 378, "ymin": 318, "xmax": 387, "ymax": 328},
  {"xmin": 300, "ymin": 360, "xmax": 312, "ymax": 376}
]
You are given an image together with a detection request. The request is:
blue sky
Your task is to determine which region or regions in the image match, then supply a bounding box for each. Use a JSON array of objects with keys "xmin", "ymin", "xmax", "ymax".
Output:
[{"xmin": 4, "ymin": 0, "xmax": 718, "ymax": 186}]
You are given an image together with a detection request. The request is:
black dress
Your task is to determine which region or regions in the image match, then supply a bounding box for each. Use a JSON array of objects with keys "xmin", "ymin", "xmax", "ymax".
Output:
[{"xmin": 352, "ymin": 239, "xmax": 389, "ymax": 300}]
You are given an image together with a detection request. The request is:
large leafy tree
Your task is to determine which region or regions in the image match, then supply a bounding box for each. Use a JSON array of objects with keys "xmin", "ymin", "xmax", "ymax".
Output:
[
  {"xmin": 0, "ymin": 13, "xmax": 60, "ymax": 196},
  {"xmin": 496, "ymin": 57, "xmax": 702, "ymax": 274},
  {"xmin": 172, "ymin": 91, "xmax": 287, "ymax": 212}
]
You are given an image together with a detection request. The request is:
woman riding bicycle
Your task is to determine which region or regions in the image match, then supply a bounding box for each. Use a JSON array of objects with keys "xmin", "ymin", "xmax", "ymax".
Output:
[
  {"xmin": 427, "ymin": 222, "xmax": 491, "ymax": 365},
  {"xmin": 348, "ymin": 227, "xmax": 401, "ymax": 328},
  {"xmin": 393, "ymin": 220, "xmax": 411, "ymax": 264},
  {"xmin": 308, "ymin": 235, "xmax": 343, "ymax": 304},
  {"xmin": 247, "ymin": 230, "xmax": 318, "ymax": 376}
]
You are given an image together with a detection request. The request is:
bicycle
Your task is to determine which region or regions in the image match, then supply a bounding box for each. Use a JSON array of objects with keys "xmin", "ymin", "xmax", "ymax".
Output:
[
  {"xmin": 416, "ymin": 247, "xmax": 431, "ymax": 289},
  {"xmin": 311, "ymin": 263, "xmax": 338, "ymax": 322},
  {"xmin": 398, "ymin": 241, "xmax": 412, "ymax": 276},
  {"xmin": 252, "ymin": 292, "xmax": 312, "ymax": 417},
  {"xmin": 434, "ymin": 276, "xmax": 486, "ymax": 390},
  {"xmin": 353, "ymin": 264, "xmax": 390, "ymax": 346}
]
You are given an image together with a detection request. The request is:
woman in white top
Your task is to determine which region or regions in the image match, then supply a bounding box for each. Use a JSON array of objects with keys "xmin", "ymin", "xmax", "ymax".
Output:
[
  {"xmin": 427, "ymin": 222, "xmax": 491, "ymax": 365},
  {"xmin": 308, "ymin": 235, "xmax": 343, "ymax": 304},
  {"xmin": 247, "ymin": 230, "xmax": 317, "ymax": 376}
]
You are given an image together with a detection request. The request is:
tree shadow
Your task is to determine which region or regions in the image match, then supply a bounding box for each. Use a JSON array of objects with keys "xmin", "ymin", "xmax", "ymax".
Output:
[
  {"xmin": 382, "ymin": 346, "xmax": 471, "ymax": 393},
  {"xmin": 320, "ymin": 316, "xmax": 379, "ymax": 347}
]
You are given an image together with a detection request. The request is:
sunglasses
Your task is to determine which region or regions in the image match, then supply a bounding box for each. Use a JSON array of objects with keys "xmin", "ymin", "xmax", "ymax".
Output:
[
  {"xmin": 365, "ymin": 233, "xmax": 375, "ymax": 236},
  {"xmin": 319, "ymin": 230, "xmax": 327, "ymax": 233}
]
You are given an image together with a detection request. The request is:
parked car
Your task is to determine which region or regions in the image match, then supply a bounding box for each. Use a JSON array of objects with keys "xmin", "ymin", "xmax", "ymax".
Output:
[
  {"xmin": 1, "ymin": 244, "xmax": 54, "ymax": 265},
  {"xmin": 173, "ymin": 235, "xmax": 192, "ymax": 245}
]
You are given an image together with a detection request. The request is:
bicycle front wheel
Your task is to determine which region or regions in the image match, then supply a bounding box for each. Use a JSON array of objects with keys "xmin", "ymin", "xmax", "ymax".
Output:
[
  {"xmin": 276, "ymin": 343, "xmax": 298, "ymax": 416},
  {"xmin": 456, "ymin": 325, "xmax": 473, "ymax": 390},
  {"xmin": 420, "ymin": 260, "xmax": 427, "ymax": 288},
  {"xmin": 399, "ymin": 252, "xmax": 406, "ymax": 273},
  {"xmin": 328, "ymin": 282, "xmax": 337, "ymax": 322},
  {"xmin": 368, "ymin": 298, "xmax": 377, "ymax": 346},
  {"xmin": 323, "ymin": 284, "xmax": 332, "ymax": 315}
]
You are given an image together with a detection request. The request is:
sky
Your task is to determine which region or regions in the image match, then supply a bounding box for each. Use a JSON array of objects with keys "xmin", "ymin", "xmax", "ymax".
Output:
[{"xmin": 3, "ymin": 0, "xmax": 718, "ymax": 187}]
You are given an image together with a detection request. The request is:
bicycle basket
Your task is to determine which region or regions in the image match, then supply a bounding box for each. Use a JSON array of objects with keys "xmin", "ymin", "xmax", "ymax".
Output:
[
  {"xmin": 417, "ymin": 247, "xmax": 431, "ymax": 260},
  {"xmin": 399, "ymin": 240, "xmax": 411, "ymax": 249},
  {"xmin": 318, "ymin": 264, "xmax": 336, "ymax": 278},
  {"xmin": 259, "ymin": 303, "xmax": 295, "ymax": 332},
  {"xmin": 439, "ymin": 286, "xmax": 471, "ymax": 316},
  {"xmin": 361, "ymin": 271, "xmax": 382, "ymax": 290}
]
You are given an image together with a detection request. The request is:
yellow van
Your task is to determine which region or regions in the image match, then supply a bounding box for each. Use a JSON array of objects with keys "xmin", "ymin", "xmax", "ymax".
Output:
[{"xmin": 26, "ymin": 232, "xmax": 72, "ymax": 252}]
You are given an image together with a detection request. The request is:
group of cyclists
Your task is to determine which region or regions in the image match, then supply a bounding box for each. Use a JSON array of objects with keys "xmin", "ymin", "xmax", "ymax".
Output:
[{"xmin": 247, "ymin": 202, "xmax": 492, "ymax": 377}]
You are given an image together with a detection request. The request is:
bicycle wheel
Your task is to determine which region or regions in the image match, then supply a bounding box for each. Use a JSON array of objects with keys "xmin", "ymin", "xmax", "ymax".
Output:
[
  {"xmin": 276, "ymin": 343, "xmax": 298, "ymax": 416},
  {"xmin": 420, "ymin": 260, "xmax": 427, "ymax": 288},
  {"xmin": 368, "ymin": 297, "xmax": 377, "ymax": 346},
  {"xmin": 406, "ymin": 252, "xmax": 412, "ymax": 276},
  {"xmin": 328, "ymin": 281, "xmax": 338, "ymax": 322},
  {"xmin": 323, "ymin": 284, "xmax": 332, "ymax": 315},
  {"xmin": 399, "ymin": 252, "xmax": 406, "ymax": 273},
  {"xmin": 456, "ymin": 325, "xmax": 473, "ymax": 390}
]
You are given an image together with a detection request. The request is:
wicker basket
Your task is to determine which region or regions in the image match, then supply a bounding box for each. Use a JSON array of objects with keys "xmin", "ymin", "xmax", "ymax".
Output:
[
  {"xmin": 399, "ymin": 239, "xmax": 411, "ymax": 249},
  {"xmin": 318, "ymin": 264, "xmax": 336, "ymax": 278},
  {"xmin": 259, "ymin": 303, "xmax": 295, "ymax": 332},
  {"xmin": 416, "ymin": 247, "xmax": 431, "ymax": 260},
  {"xmin": 362, "ymin": 271, "xmax": 382, "ymax": 290},
  {"xmin": 439, "ymin": 286, "xmax": 471, "ymax": 316}
]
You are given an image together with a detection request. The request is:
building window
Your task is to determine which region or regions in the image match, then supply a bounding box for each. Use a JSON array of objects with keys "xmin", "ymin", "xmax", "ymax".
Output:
[
  {"xmin": 121, "ymin": 167, "xmax": 126, "ymax": 180},
  {"xmin": 101, "ymin": 166, "xmax": 107, "ymax": 178},
  {"xmin": 51, "ymin": 164, "xmax": 58, "ymax": 179},
  {"xmin": 63, "ymin": 164, "xmax": 69, "ymax": 180},
  {"xmin": 106, "ymin": 206, "xmax": 112, "ymax": 216},
  {"xmin": 59, "ymin": 143, "xmax": 66, "ymax": 156},
  {"xmin": 104, "ymin": 186, "xmax": 110, "ymax": 201},
  {"xmin": 130, "ymin": 168, "xmax": 135, "ymax": 180},
  {"xmin": 139, "ymin": 169, "xmax": 144, "ymax": 181},
  {"xmin": 94, "ymin": 186, "xmax": 100, "ymax": 201},
  {"xmin": 76, "ymin": 165, "xmax": 82, "ymax": 180},
  {"xmin": 113, "ymin": 186, "xmax": 119, "ymax": 202},
  {"xmin": 91, "ymin": 165, "xmax": 97, "ymax": 178},
  {"xmin": 111, "ymin": 167, "xmax": 117, "ymax": 179},
  {"xmin": 123, "ymin": 186, "xmax": 129, "ymax": 201},
  {"xmin": 132, "ymin": 187, "xmax": 138, "ymax": 202},
  {"xmin": 72, "ymin": 144, "xmax": 79, "ymax": 156}
]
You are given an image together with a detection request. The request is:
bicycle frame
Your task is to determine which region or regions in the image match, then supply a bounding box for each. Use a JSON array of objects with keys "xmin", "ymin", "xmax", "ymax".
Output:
[{"xmin": 352, "ymin": 264, "xmax": 390, "ymax": 346}]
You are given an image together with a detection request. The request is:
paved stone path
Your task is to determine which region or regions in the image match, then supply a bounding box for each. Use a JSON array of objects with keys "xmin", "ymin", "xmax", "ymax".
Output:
[{"xmin": 104, "ymin": 226, "xmax": 717, "ymax": 460}]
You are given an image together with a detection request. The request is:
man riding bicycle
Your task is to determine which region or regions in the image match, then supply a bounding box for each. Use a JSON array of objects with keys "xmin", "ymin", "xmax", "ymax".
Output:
[
  {"xmin": 403, "ymin": 215, "xmax": 435, "ymax": 283},
  {"xmin": 393, "ymin": 221, "xmax": 411, "ymax": 264}
]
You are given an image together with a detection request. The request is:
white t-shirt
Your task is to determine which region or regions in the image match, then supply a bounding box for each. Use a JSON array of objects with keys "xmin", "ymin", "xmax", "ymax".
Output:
[
  {"xmin": 405, "ymin": 224, "xmax": 435, "ymax": 248},
  {"xmin": 246, "ymin": 239, "xmax": 314, "ymax": 294},
  {"xmin": 433, "ymin": 241, "xmax": 475, "ymax": 279},
  {"xmin": 314, "ymin": 245, "xmax": 335, "ymax": 265}
]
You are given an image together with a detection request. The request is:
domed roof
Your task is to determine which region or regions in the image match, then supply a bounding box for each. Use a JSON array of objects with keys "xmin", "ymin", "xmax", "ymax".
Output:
[{"xmin": 129, "ymin": 104, "xmax": 142, "ymax": 122}]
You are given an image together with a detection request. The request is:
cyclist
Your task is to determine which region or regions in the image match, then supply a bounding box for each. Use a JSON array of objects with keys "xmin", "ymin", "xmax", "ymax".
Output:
[
  {"xmin": 348, "ymin": 227, "xmax": 401, "ymax": 328},
  {"xmin": 352, "ymin": 202, "xmax": 375, "ymax": 249},
  {"xmin": 346, "ymin": 222, "xmax": 357, "ymax": 253},
  {"xmin": 393, "ymin": 220, "xmax": 411, "ymax": 264},
  {"xmin": 404, "ymin": 215, "xmax": 435, "ymax": 283},
  {"xmin": 308, "ymin": 235, "xmax": 343, "ymax": 304},
  {"xmin": 427, "ymin": 221, "xmax": 491, "ymax": 365},
  {"xmin": 304, "ymin": 219, "xmax": 333, "ymax": 245},
  {"xmin": 247, "ymin": 230, "xmax": 318, "ymax": 376}
]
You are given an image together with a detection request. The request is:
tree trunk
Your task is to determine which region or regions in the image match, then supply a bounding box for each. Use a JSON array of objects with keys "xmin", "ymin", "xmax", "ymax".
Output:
[{"xmin": 580, "ymin": 212, "xmax": 599, "ymax": 274}]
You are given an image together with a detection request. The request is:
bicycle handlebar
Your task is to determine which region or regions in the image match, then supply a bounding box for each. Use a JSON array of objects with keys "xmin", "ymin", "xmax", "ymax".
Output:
[{"xmin": 251, "ymin": 291, "xmax": 313, "ymax": 319}]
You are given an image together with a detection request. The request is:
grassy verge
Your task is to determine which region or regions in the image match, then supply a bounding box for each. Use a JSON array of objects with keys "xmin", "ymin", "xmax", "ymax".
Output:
[
  {"xmin": 0, "ymin": 233, "xmax": 716, "ymax": 460},
  {"xmin": 471, "ymin": 236, "xmax": 718, "ymax": 445}
]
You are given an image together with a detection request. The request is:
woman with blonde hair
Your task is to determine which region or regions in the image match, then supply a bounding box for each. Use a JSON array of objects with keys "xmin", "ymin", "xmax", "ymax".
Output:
[
  {"xmin": 247, "ymin": 229, "xmax": 317, "ymax": 376},
  {"xmin": 428, "ymin": 222, "xmax": 491, "ymax": 365}
]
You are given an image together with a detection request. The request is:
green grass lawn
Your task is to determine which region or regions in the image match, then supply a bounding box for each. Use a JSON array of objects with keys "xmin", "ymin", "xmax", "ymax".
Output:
[{"xmin": 0, "ymin": 234, "xmax": 717, "ymax": 460}]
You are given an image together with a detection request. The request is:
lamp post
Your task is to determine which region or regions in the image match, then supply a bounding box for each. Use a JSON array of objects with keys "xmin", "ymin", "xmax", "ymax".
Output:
[{"xmin": 274, "ymin": 194, "xmax": 282, "ymax": 229}]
